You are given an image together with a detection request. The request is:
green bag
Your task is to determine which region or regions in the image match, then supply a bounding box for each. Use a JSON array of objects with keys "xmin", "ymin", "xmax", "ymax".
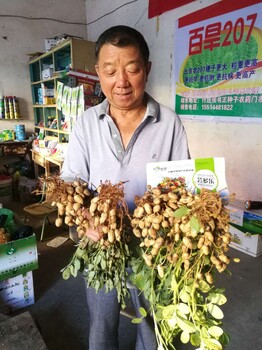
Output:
[{"xmin": 0, "ymin": 208, "xmax": 16, "ymax": 234}]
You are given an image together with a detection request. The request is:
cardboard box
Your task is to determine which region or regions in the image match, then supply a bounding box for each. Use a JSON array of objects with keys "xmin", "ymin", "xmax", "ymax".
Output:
[
  {"xmin": 41, "ymin": 68, "xmax": 53, "ymax": 80},
  {"xmin": 227, "ymin": 199, "xmax": 262, "ymax": 235},
  {"xmin": 0, "ymin": 234, "xmax": 38, "ymax": 281},
  {"xmin": 44, "ymin": 38, "xmax": 58, "ymax": 51},
  {"xmin": 43, "ymin": 97, "xmax": 56, "ymax": 105},
  {"xmin": 43, "ymin": 88, "xmax": 54, "ymax": 97},
  {"xmin": 38, "ymin": 88, "xmax": 43, "ymax": 104},
  {"xmin": 229, "ymin": 225, "xmax": 262, "ymax": 257},
  {"xmin": 0, "ymin": 271, "xmax": 34, "ymax": 313},
  {"xmin": 0, "ymin": 130, "xmax": 15, "ymax": 141},
  {"xmin": 18, "ymin": 176, "xmax": 40, "ymax": 204}
]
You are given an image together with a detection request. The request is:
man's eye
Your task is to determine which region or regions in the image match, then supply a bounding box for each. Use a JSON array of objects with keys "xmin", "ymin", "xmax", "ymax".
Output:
[
  {"xmin": 105, "ymin": 70, "xmax": 116, "ymax": 76},
  {"xmin": 128, "ymin": 68, "xmax": 139, "ymax": 73}
]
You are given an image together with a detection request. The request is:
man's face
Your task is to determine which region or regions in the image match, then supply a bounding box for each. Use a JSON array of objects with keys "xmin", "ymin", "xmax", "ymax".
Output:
[{"xmin": 95, "ymin": 43, "xmax": 151, "ymax": 111}]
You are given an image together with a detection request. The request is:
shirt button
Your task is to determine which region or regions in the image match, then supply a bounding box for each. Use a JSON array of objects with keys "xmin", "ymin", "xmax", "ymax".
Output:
[{"xmin": 113, "ymin": 133, "xmax": 118, "ymax": 139}]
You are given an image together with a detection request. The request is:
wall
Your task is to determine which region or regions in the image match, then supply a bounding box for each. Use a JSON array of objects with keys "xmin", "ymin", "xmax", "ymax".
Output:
[
  {"xmin": 85, "ymin": 0, "xmax": 262, "ymax": 201},
  {"xmin": 0, "ymin": 0, "xmax": 261, "ymax": 201},
  {"xmin": 0, "ymin": 0, "xmax": 88, "ymax": 133}
]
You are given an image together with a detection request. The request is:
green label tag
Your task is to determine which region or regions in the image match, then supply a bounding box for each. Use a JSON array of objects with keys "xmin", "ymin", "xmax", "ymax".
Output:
[{"xmin": 193, "ymin": 158, "xmax": 218, "ymax": 193}]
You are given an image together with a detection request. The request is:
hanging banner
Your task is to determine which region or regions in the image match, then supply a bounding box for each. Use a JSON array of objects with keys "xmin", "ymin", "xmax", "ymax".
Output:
[{"xmin": 174, "ymin": 0, "xmax": 262, "ymax": 118}]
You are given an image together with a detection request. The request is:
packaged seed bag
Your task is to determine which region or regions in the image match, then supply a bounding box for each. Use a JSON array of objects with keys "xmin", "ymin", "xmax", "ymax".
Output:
[
  {"xmin": 147, "ymin": 157, "xmax": 229, "ymax": 203},
  {"xmin": 56, "ymin": 81, "xmax": 64, "ymax": 111}
]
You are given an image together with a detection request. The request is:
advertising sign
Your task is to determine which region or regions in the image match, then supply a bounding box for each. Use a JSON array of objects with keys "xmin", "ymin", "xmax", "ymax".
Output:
[{"xmin": 174, "ymin": 0, "xmax": 262, "ymax": 118}]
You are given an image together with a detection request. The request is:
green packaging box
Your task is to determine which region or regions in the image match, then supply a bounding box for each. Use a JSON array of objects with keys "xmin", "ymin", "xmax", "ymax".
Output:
[
  {"xmin": 0, "ymin": 271, "xmax": 35, "ymax": 313},
  {"xmin": 0, "ymin": 234, "xmax": 38, "ymax": 281},
  {"xmin": 229, "ymin": 225, "xmax": 262, "ymax": 257},
  {"xmin": 227, "ymin": 199, "xmax": 262, "ymax": 235}
]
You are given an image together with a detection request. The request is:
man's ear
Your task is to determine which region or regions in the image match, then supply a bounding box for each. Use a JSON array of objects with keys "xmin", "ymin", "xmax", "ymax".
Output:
[
  {"xmin": 146, "ymin": 61, "xmax": 152, "ymax": 81},
  {"xmin": 95, "ymin": 65, "xmax": 99, "ymax": 77}
]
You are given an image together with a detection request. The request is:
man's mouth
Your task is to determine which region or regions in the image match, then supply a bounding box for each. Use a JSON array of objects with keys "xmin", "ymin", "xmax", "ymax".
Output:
[{"xmin": 116, "ymin": 90, "xmax": 132, "ymax": 96}]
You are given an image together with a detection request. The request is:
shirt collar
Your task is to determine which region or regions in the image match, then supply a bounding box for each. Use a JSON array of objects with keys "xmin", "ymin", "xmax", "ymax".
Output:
[{"xmin": 97, "ymin": 92, "xmax": 159, "ymax": 123}]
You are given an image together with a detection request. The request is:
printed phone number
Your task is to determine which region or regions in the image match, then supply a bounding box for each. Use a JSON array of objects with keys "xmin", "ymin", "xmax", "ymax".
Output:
[{"xmin": 202, "ymin": 104, "xmax": 233, "ymax": 111}]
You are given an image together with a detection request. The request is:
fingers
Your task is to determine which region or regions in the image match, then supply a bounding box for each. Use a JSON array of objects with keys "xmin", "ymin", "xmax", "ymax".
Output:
[
  {"xmin": 82, "ymin": 209, "xmax": 102, "ymax": 242},
  {"xmin": 82, "ymin": 208, "xmax": 91, "ymax": 220},
  {"xmin": 85, "ymin": 227, "xmax": 101, "ymax": 242}
]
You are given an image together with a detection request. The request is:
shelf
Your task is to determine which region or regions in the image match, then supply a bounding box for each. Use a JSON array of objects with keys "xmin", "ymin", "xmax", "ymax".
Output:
[
  {"xmin": 31, "ymin": 74, "xmax": 69, "ymax": 86},
  {"xmin": 33, "ymin": 104, "xmax": 56, "ymax": 108},
  {"xmin": 31, "ymin": 149, "xmax": 64, "ymax": 177},
  {"xmin": 0, "ymin": 118, "xmax": 25, "ymax": 121},
  {"xmin": 0, "ymin": 140, "xmax": 31, "ymax": 157},
  {"xmin": 29, "ymin": 38, "xmax": 96, "ymax": 143},
  {"xmin": 45, "ymin": 127, "xmax": 69, "ymax": 134},
  {"xmin": 31, "ymin": 78, "xmax": 54, "ymax": 85},
  {"xmin": 34, "ymin": 126, "xmax": 69, "ymax": 135}
]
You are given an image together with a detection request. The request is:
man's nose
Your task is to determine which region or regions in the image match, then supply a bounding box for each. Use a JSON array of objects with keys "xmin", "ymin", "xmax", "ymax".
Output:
[{"xmin": 116, "ymin": 70, "xmax": 129, "ymax": 87}]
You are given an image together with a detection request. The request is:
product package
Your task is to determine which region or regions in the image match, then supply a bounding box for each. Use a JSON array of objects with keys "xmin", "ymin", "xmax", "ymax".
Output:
[{"xmin": 147, "ymin": 157, "xmax": 229, "ymax": 203}]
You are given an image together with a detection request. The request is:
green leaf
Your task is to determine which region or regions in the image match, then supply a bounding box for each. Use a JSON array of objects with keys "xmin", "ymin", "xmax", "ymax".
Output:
[
  {"xmin": 171, "ymin": 275, "xmax": 178, "ymax": 290},
  {"xmin": 70, "ymin": 264, "xmax": 77, "ymax": 277},
  {"xmin": 108, "ymin": 278, "xmax": 114, "ymax": 290},
  {"xmin": 201, "ymin": 326, "xmax": 209, "ymax": 338},
  {"xmin": 203, "ymin": 338, "xmax": 223, "ymax": 350},
  {"xmin": 75, "ymin": 248, "xmax": 85, "ymax": 258},
  {"xmin": 190, "ymin": 332, "xmax": 201, "ymax": 347},
  {"xmin": 208, "ymin": 293, "xmax": 227, "ymax": 305},
  {"xmin": 208, "ymin": 326, "xmax": 224, "ymax": 338},
  {"xmin": 94, "ymin": 280, "xmax": 100, "ymax": 292},
  {"xmin": 190, "ymin": 216, "xmax": 201, "ymax": 233},
  {"xmin": 132, "ymin": 317, "xmax": 143, "ymax": 324},
  {"xmin": 94, "ymin": 254, "xmax": 102, "ymax": 265},
  {"xmin": 131, "ymin": 270, "xmax": 150, "ymax": 290},
  {"xmin": 101, "ymin": 258, "xmax": 107, "ymax": 270},
  {"xmin": 130, "ymin": 261, "xmax": 140, "ymax": 273},
  {"xmin": 180, "ymin": 330, "xmax": 190, "ymax": 344},
  {"xmin": 184, "ymin": 284, "xmax": 193, "ymax": 293},
  {"xmin": 207, "ymin": 303, "xmax": 224, "ymax": 320},
  {"xmin": 124, "ymin": 243, "xmax": 129, "ymax": 254},
  {"xmin": 219, "ymin": 331, "xmax": 230, "ymax": 346},
  {"xmin": 162, "ymin": 305, "xmax": 176, "ymax": 319},
  {"xmin": 74, "ymin": 258, "xmax": 81, "ymax": 271},
  {"xmin": 62, "ymin": 267, "xmax": 71, "ymax": 280},
  {"xmin": 198, "ymin": 280, "xmax": 211, "ymax": 293},
  {"xmin": 138, "ymin": 307, "xmax": 147, "ymax": 317},
  {"xmin": 167, "ymin": 317, "xmax": 177, "ymax": 329},
  {"xmin": 114, "ymin": 274, "xmax": 119, "ymax": 284},
  {"xmin": 177, "ymin": 303, "xmax": 190, "ymax": 315},
  {"xmin": 174, "ymin": 206, "xmax": 190, "ymax": 218},
  {"xmin": 180, "ymin": 291, "xmax": 190, "ymax": 303},
  {"xmin": 87, "ymin": 270, "xmax": 95, "ymax": 283},
  {"xmin": 87, "ymin": 271, "xmax": 95, "ymax": 280},
  {"xmin": 155, "ymin": 309, "xmax": 163, "ymax": 319},
  {"xmin": 177, "ymin": 315, "xmax": 195, "ymax": 333}
]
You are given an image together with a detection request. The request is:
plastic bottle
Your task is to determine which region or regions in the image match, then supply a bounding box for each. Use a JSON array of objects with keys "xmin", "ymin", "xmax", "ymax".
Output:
[
  {"xmin": 0, "ymin": 91, "xmax": 4, "ymax": 119},
  {"xmin": 13, "ymin": 96, "xmax": 20, "ymax": 119},
  {"xmin": 245, "ymin": 200, "xmax": 262, "ymax": 210},
  {"xmin": 4, "ymin": 96, "xmax": 9, "ymax": 119},
  {"xmin": 8, "ymin": 96, "xmax": 14, "ymax": 119}
]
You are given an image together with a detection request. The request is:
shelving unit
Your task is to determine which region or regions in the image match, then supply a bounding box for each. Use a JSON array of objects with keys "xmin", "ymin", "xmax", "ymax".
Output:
[{"xmin": 29, "ymin": 38, "xmax": 96, "ymax": 142}]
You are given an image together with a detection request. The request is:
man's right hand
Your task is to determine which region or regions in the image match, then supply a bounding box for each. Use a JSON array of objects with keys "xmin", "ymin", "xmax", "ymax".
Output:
[
  {"xmin": 85, "ymin": 227, "xmax": 102, "ymax": 242},
  {"xmin": 83, "ymin": 208, "xmax": 102, "ymax": 242}
]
